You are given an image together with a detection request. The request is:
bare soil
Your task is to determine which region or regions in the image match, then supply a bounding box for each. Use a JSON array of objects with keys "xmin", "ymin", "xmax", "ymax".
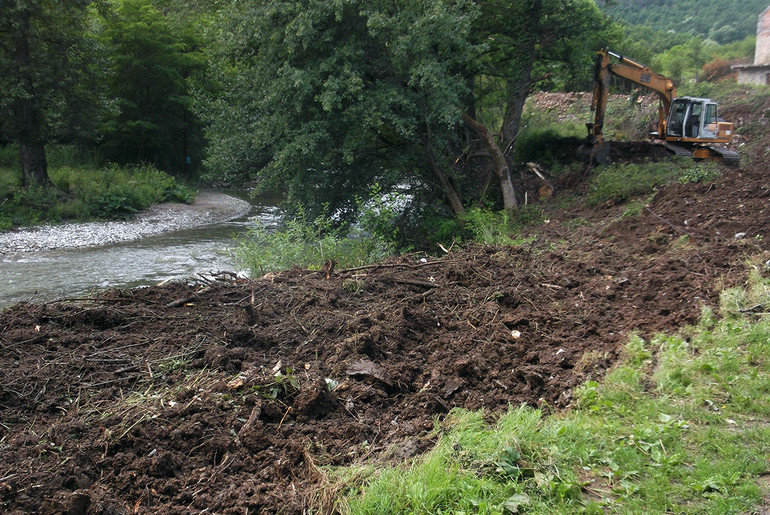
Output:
[{"xmin": 1, "ymin": 90, "xmax": 769, "ymax": 514}]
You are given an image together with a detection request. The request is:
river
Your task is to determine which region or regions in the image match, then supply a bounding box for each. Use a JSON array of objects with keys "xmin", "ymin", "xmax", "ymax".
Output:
[{"xmin": 0, "ymin": 193, "xmax": 281, "ymax": 309}]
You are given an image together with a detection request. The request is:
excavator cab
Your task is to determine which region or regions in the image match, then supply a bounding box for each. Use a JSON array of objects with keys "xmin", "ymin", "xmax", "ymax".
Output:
[{"xmin": 665, "ymin": 97, "xmax": 731, "ymax": 143}]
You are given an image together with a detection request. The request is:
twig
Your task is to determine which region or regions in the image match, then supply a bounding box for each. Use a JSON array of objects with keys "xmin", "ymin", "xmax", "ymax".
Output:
[
  {"xmin": 165, "ymin": 286, "xmax": 212, "ymax": 308},
  {"xmin": 381, "ymin": 277, "xmax": 440, "ymax": 289},
  {"xmin": 739, "ymin": 302, "xmax": 769, "ymax": 313},
  {"xmin": 277, "ymin": 406, "xmax": 292, "ymax": 430},
  {"xmin": 338, "ymin": 260, "xmax": 445, "ymax": 274}
]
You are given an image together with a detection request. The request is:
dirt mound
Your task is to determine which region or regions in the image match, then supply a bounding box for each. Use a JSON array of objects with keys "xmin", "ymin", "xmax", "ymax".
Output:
[{"xmin": 2, "ymin": 159, "xmax": 769, "ymax": 513}]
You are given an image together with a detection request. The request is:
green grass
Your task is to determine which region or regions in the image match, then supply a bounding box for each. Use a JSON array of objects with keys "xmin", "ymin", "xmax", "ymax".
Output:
[
  {"xmin": 233, "ymin": 207, "xmax": 396, "ymax": 276},
  {"xmin": 337, "ymin": 265, "xmax": 770, "ymax": 514},
  {"xmin": 586, "ymin": 159, "xmax": 693, "ymax": 207},
  {"xmin": 0, "ymin": 147, "xmax": 194, "ymax": 229}
]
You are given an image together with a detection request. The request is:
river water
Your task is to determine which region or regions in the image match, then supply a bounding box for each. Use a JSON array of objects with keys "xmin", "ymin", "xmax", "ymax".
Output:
[{"xmin": 0, "ymin": 195, "xmax": 281, "ymax": 309}]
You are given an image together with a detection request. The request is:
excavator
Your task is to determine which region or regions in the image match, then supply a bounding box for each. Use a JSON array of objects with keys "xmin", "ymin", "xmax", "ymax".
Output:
[{"xmin": 586, "ymin": 48, "xmax": 739, "ymax": 165}]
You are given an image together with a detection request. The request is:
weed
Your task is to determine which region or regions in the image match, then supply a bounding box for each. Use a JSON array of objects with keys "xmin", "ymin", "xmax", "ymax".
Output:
[
  {"xmin": 233, "ymin": 206, "xmax": 395, "ymax": 276},
  {"xmin": 678, "ymin": 162, "xmax": 722, "ymax": 184},
  {"xmin": 462, "ymin": 207, "xmax": 541, "ymax": 246}
]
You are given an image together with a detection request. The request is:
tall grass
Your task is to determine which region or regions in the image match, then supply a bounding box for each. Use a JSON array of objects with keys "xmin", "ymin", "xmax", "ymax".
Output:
[
  {"xmin": 233, "ymin": 208, "xmax": 396, "ymax": 276},
  {"xmin": 0, "ymin": 144, "xmax": 193, "ymax": 229}
]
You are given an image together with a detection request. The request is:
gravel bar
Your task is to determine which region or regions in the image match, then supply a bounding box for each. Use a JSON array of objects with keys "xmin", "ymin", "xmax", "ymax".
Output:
[{"xmin": 0, "ymin": 191, "xmax": 252, "ymax": 255}]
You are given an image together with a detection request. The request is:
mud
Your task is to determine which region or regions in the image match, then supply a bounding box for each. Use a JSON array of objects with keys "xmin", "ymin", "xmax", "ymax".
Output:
[{"xmin": 1, "ymin": 91, "xmax": 769, "ymax": 514}]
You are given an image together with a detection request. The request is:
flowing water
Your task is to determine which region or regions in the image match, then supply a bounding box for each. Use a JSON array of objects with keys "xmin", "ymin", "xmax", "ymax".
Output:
[{"xmin": 0, "ymin": 195, "xmax": 281, "ymax": 309}]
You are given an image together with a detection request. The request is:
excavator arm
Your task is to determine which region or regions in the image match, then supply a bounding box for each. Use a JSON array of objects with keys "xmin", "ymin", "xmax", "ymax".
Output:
[{"xmin": 588, "ymin": 48, "xmax": 676, "ymax": 146}]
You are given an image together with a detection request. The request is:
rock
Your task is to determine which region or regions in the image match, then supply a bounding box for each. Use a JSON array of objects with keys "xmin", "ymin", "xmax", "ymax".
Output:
[{"xmin": 346, "ymin": 360, "xmax": 393, "ymax": 387}]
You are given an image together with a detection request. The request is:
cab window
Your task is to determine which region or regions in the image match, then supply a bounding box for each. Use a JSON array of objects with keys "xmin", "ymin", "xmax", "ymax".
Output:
[{"xmin": 705, "ymin": 104, "xmax": 717, "ymax": 124}]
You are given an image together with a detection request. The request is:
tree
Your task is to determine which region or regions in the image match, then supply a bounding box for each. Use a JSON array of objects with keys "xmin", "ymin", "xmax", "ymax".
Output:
[
  {"xmin": 202, "ymin": 0, "xmax": 617, "ymax": 218},
  {"xmin": 0, "ymin": 0, "xmax": 101, "ymax": 187},
  {"xmin": 100, "ymin": 0, "xmax": 204, "ymax": 174},
  {"xmin": 461, "ymin": 0, "xmax": 617, "ymax": 211},
  {"xmin": 202, "ymin": 0, "xmax": 479, "ymax": 217}
]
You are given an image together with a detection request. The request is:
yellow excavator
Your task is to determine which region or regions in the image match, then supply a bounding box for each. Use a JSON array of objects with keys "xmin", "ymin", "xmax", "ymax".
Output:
[{"xmin": 586, "ymin": 48, "xmax": 739, "ymax": 165}]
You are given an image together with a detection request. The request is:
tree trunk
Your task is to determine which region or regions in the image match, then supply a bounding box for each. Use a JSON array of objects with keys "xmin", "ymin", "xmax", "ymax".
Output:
[
  {"xmin": 462, "ymin": 113, "xmax": 517, "ymax": 210},
  {"xmin": 501, "ymin": 0, "xmax": 543, "ymax": 150},
  {"xmin": 13, "ymin": 8, "xmax": 51, "ymax": 188},
  {"xmin": 420, "ymin": 132, "xmax": 465, "ymax": 217},
  {"xmin": 16, "ymin": 99, "xmax": 51, "ymax": 188}
]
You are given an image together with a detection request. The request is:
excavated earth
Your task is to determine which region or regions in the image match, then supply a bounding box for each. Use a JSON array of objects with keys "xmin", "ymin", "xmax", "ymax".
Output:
[{"xmin": 1, "ymin": 91, "xmax": 769, "ymax": 514}]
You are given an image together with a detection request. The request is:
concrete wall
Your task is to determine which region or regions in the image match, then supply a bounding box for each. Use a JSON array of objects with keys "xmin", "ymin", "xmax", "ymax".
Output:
[
  {"xmin": 757, "ymin": 6, "xmax": 770, "ymax": 65},
  {"xmin": 736, "ymin": 66, "xmax": 770, "ymax": 84}
]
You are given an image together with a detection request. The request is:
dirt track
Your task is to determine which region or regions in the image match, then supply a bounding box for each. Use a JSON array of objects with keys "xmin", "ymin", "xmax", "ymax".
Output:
[{"xmin": 1, "ymin": 91, "xmax": 769, "ymax": 514}]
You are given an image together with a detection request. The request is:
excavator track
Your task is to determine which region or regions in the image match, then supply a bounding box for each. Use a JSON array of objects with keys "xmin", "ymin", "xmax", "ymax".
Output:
[
  {"xmin": 706, "ymin": 147, "xmax": 740, "ymax": 166},
  {"xmin": 658, "ymin": 142, "xmax": 693, "ymax": 158},
  {"xmin": 659, "ymin": 142, "xmax": 739, "ymax": 166}
]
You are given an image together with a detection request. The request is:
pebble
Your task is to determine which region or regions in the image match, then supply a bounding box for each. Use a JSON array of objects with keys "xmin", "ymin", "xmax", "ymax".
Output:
[{"xmin": 0, "ymin": 191, "xmax": 252, "ymax": 255}]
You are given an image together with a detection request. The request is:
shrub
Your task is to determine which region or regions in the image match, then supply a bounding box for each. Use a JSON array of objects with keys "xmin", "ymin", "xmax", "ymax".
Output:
[
  {"xmin": 1, "ymin": 163, "xmax": 194, "ymax": 228},
  {"xmin": 233, "ymin": 207, "xmax": 395, "ymax": 276}
]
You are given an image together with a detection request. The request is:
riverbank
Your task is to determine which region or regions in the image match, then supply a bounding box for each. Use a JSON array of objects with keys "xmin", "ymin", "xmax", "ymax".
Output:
[{"xmin": 0, "ymin": 191, "xmax": 252, "ymax": 255}]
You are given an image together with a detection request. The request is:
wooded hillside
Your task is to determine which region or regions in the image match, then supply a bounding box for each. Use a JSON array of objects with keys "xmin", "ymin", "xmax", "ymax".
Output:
[{"xmin": 599, "ymin": 0, "xmax": 768, "ymax": 43}]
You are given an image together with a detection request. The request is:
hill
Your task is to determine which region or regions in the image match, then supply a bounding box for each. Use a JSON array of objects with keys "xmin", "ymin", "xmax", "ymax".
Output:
[
  {"xmin": 599, "ymin": 0, "xmax": 768, "ymax": 43},
  {"xmin": 0, "ymin": 86, "xmax": 769, "ymax": 513}
]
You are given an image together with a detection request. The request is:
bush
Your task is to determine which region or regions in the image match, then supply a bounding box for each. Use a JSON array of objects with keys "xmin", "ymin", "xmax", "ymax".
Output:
[
  {"xmin": 233, "ymin": 208, "xmax": 395, "ymax": 276},
  {"xmin": 1, "ymin": 163, "xmax": 194, "ymax": 228}
]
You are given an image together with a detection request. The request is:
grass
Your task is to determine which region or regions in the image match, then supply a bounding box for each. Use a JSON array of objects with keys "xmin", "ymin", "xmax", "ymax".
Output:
[
  {"xmin": 585, "ymin": 158, "xmax": 710, "ymax": 207},
  {"xmin": 462, "ymin": 207, "xmax": 542, "ymax": 246},
  {"xmin": 0, "ymin": 144, "xmax": 194, "ymax": 229},
  {"xmin": 233, "ymin": 207, "xmax": 397, "ymax": 276},
  {"xmin": 336, "ymin": 263, "xmax": 770, "ymax": 514}
]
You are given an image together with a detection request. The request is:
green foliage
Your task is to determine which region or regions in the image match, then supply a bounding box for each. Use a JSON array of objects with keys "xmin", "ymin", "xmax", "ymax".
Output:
[
  {"xmin": 233, "ymin": 207, "xmax": 395, "ymax": 276},
  {"xmin": 463, "ymin": 207, "xmax": 541, "ymax": 246},
  {"xmin": 343, "ymin": 270, "xmax": 770, "ymax": 514},
  {"xmin": 586, "ymin": 159, "xmax": 688, "ymax": 206},
  {"xmin": 202, "ymin": 0, "xmax": 478, "ymax": 216},
  {"xmin": 0, "ymin": 162, "xmax": 193, "ymax": 228},
  {"xmin": 0, "ymin": 0, "xmax": 107, "ymax": 146},
  {"xmin": 600, "ymin": 0, "xmax": 769, "ymax": 44},
  {"xmin": 100, "ymin": 0, "xmax": 205, "ymax": 175},
  {"xmin": 678, "ymin": 162, "xmax": 722, "ymax": 184}
]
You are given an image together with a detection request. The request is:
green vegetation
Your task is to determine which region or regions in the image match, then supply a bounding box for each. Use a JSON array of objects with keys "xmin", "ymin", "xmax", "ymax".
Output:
[
  {"xmin": 340, "ymin": 268, "xmax": 770, "ymax": 514},
  {"xmin": 586, "ymin": 159, "xmax": 694, "ymax": 207},
  {"xmin": 233, "ymin": 207, "xmax": 396, "ymax": 276},
  {"xmin": 0, "ymin": 152, "xmax": 193, "ymax": 229},
  {"xmin": 463, "ymin": 207, "xmax": 541, "ymax": 246},
  {"xmin": 600, "ymin": 0, "xmax": 768, "ymax": 44}
]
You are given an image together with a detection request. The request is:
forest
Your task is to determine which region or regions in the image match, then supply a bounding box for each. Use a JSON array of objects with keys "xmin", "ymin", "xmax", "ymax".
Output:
[
  {"xmin": 0, "ymin": 0, "xmax": 763, "ymax": 231},
  {"xmin": 601, "ymin": 0, "xmax": 769, "ymax": 44}
]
